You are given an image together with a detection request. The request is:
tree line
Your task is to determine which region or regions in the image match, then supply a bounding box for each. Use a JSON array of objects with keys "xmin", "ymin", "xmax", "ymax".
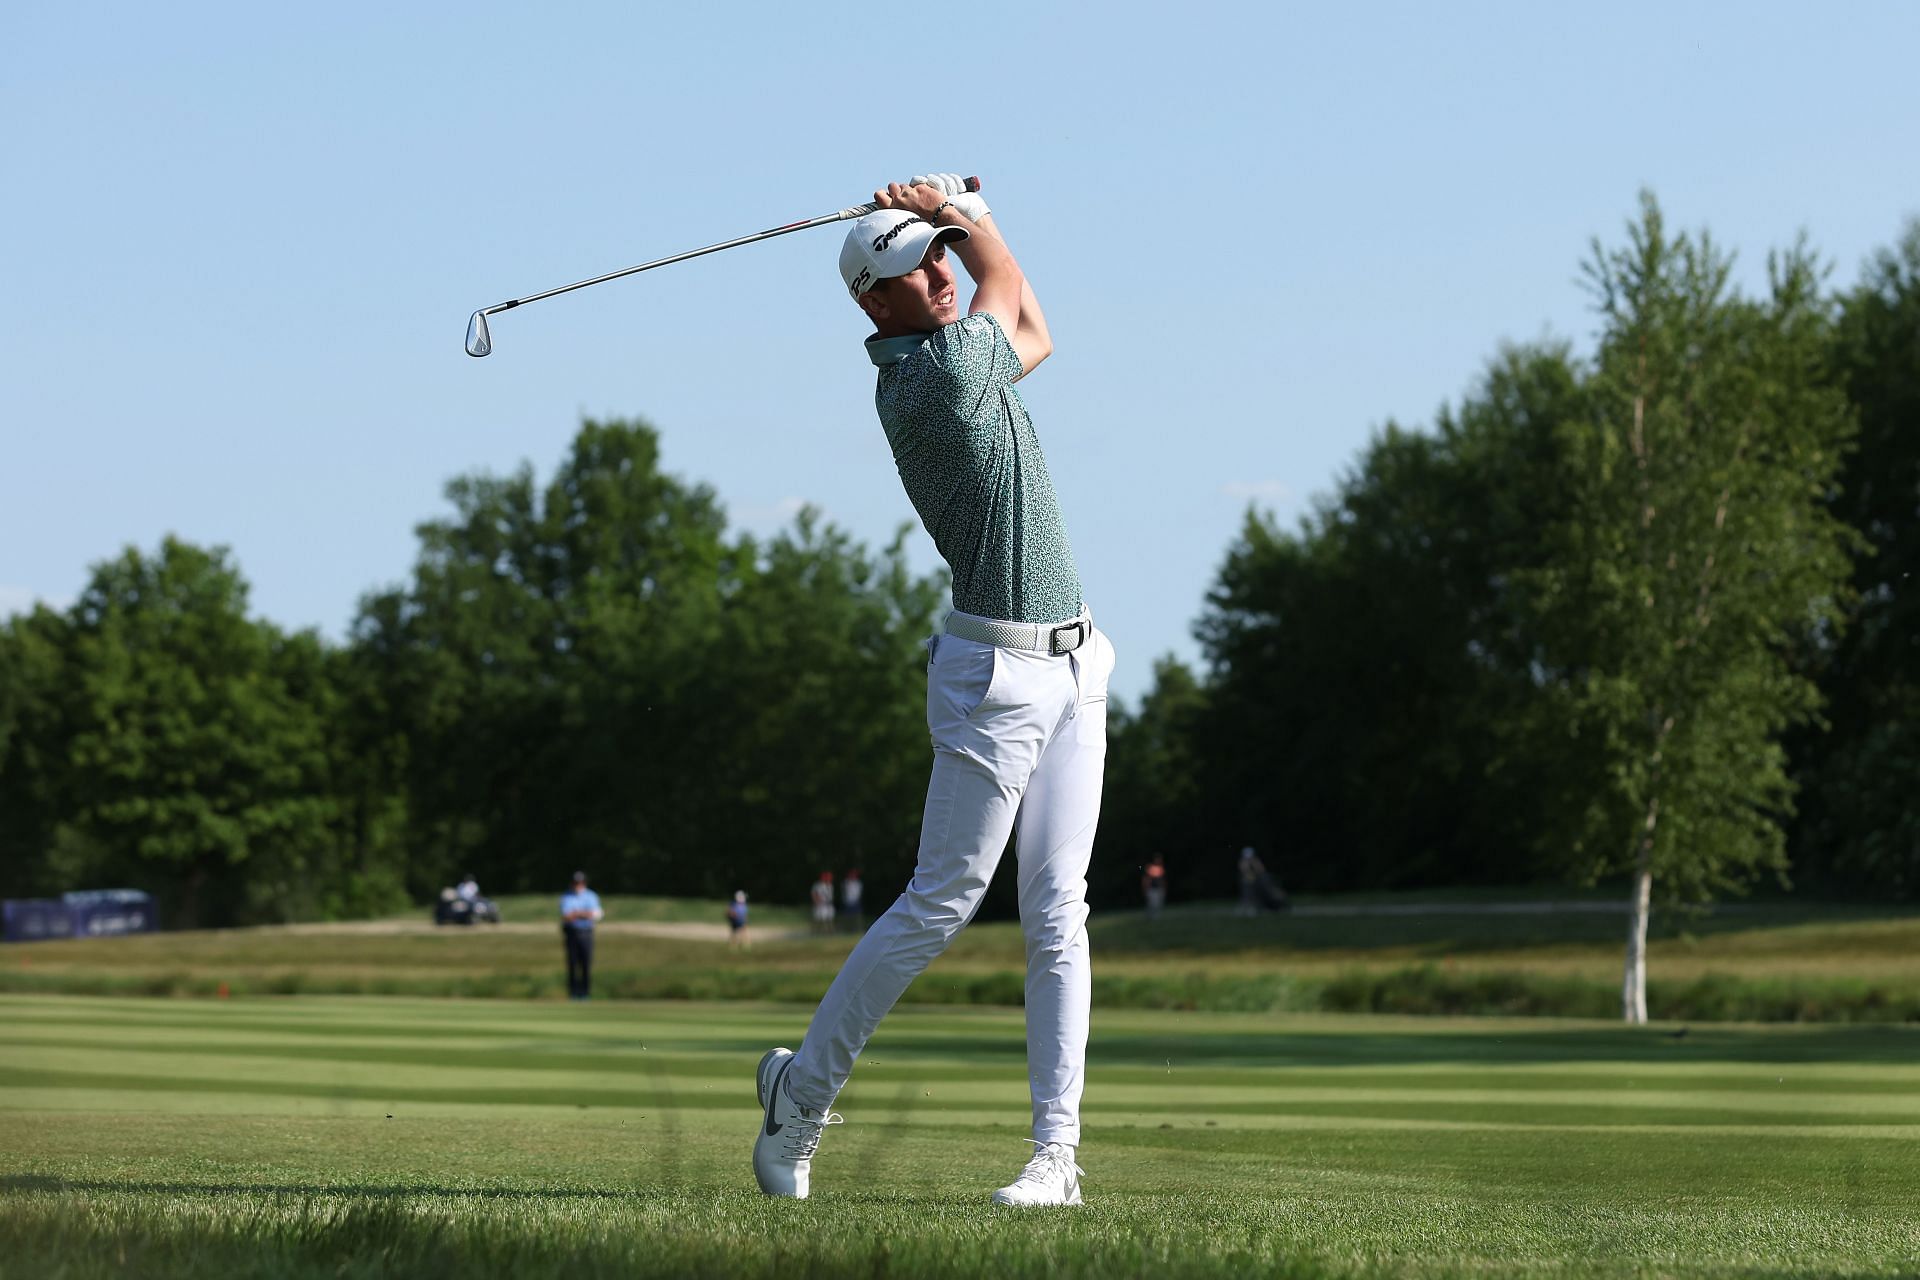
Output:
[
  {"xmin": 1101, "ymin": 200, "xmax": 1918, "ymax": 991},
  {"xmin": 0, "ymin": 423, "xmax": 946, "ymax": 928},
  {"xmin": 3, "ymin": 198, "xmax": 1915, "ymax": 978}
]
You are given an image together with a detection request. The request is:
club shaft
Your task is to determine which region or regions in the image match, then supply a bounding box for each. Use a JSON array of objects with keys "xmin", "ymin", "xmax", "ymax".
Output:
[
  {"xmin": 481, "ymin": 204, "xmax": 878, "ymax": 317},
  {"xmin": 477, "ymin": 177, "xmax": 979, "ymax": 319}
]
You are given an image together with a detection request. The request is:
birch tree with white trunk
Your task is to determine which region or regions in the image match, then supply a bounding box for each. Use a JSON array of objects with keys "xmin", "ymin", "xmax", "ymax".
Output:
[{"xmin": 1518, "ymin": 194, "xmax": 1857, "ymax": 1022}]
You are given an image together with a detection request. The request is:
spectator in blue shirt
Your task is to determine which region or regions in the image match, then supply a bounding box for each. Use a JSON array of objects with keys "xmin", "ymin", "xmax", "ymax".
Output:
[
  {"xmin": 727, "ymin": 890, "xmax": 750, "ymax": 950},
  {"xmin": 559, "ymin": 871, "xmax": 603, "ymax": 1000}
]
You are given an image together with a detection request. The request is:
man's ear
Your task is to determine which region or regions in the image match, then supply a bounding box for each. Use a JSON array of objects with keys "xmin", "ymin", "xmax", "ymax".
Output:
[{"xmin": 857, "ymin": 284, "xmax": 890, "ymax": 323}]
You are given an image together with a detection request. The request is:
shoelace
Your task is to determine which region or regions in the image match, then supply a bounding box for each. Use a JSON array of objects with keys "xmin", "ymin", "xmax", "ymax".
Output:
[
  {"xmin": 1011, "ymin": 1139, "xmax": 1084, "ymax": 1187},
  {"xmin": 783, "ymin": 1108, "xmax": 844, "ymax": 1160}
]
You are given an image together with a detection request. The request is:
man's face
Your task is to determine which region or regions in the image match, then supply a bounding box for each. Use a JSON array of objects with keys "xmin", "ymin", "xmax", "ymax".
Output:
[{"xmin": 863, "ymin": 242, "xmax": 958, "ymax": 332}]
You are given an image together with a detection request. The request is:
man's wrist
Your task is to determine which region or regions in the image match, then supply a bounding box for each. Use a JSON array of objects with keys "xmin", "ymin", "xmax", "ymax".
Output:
[{"xmin": 930, "ymin": 200, "xmax": 957, "ymax": 222}]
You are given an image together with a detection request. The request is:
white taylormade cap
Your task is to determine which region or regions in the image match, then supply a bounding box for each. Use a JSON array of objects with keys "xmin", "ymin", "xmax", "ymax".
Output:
[{"xmin": 838, "ymin": 209, "xmax": 969, "ymax": 298}]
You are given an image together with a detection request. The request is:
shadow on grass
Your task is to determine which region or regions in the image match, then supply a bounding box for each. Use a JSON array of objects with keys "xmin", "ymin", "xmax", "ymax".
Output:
[
  {"xmin": 935, "ymin": 1022, "xmax": 1920, "ymax": 1068},
  {"xmin": 0, "ymin": 1173, "xmax": 626, "ymax": 1201}
]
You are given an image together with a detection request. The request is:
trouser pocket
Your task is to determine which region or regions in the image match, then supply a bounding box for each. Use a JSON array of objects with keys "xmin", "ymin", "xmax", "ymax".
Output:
[
  {"xmin": 927, "ymin": 635, "xmax": 1000, "ymax": 736},
  {"xmin": 1073, "ymin": 628, "xmax": 1116, "ymax": 745}
]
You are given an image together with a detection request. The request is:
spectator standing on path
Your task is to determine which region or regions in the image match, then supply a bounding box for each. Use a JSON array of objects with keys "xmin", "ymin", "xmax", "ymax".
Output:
[
  {"xmin": 810, "ymin": 873, "xmax": 836, "ymax": 934},
  {"xmin": 1236, "ymin": 848, "xmax": 1265, "ymax": 917},
  {"xmin": 840, "ymin": 870, "xmax": 865, "ymax": 933},
  {"xmin": 727, "ymin": 891, "xmax": 751, "ymax": 950},
  {"xmin": 1236, "ymin": 847, "xmax": 1288, "ymax": 915},
  {"xmin": 1142, "ymin": 855, "xmax": 1167, "ymax": 922},
  {"xmin": 559, "ymin": 871, "xmax": 603, "ymax": 999},
  {"xmin": 456, "ymin": 873, "xmax": 480, "ymax": 902}
]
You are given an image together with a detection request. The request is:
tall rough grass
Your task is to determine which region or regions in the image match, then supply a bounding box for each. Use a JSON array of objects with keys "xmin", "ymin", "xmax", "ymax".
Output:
[{"xmin": 3, "ymin": 962, "xmax": 1914, "ymax": 1022}]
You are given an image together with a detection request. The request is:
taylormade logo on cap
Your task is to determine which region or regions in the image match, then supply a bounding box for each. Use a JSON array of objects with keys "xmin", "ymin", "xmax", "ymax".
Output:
[
  {"xmin": 872, "ymin": 217, "xmax": 924, "ymax": 252},
  {"xmin": 838, "ymin": 209, "xmax": 969, "ymax": 298}
]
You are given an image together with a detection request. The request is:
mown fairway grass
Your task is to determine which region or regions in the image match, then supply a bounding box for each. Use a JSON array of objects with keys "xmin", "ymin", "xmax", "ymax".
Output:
[{"xmin": 2, "ymin": 994, "xmax": 1916, "ymax": 1278}]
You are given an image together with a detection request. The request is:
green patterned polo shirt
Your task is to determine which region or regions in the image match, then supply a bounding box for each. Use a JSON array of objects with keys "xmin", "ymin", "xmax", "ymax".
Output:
[{"xmin": 865, "ymin": 312, "xmax": 1083, "ymax": 624}]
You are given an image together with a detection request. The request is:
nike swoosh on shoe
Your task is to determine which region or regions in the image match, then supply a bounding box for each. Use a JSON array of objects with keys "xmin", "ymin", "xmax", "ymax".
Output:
[{"xmin": 764, "ymin": 1061, "xmax": 789, "ymax": 1136}]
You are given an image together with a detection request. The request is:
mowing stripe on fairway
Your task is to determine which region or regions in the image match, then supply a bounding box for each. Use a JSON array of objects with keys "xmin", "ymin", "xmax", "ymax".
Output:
[
  {"xmin": 5, "ymin": 995, "xmax": 1918, "ymax": 1136},
  {"xmin": 4, "ymin": 1046, "xmax": 1915, "ymax": 1128}
]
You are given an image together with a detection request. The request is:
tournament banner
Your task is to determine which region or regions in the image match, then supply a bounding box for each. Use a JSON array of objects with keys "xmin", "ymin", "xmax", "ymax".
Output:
[
  {"xmin": 64, "ymin": 889, "xmax": 160, "ymax": 938},
  {"xmin": 2, "ymin": 890, "xmax": 158, "ymax": 943},
  {"xmin": 2, "ymin": 899, "xmax": 75, "ymax": 943}
]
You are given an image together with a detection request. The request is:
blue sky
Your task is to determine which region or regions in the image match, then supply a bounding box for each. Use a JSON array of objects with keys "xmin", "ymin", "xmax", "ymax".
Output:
[{"xmin": 5, "ymin": 1, "xmax": 1916, "ymax": 701}]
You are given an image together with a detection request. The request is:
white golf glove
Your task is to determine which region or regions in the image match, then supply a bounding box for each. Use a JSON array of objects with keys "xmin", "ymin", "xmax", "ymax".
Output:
[{"xmin": 909, "ymin": 172, "xmax": 989, "ymax": 222}]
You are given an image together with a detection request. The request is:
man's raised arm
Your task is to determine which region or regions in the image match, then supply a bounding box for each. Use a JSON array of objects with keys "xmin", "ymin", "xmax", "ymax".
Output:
[
  {"xmin": 912, "ymin": 173, "xmax": 1051, "ymax": 377},
  {"xmin": 966, "ymin": 209, "xmax": 1052, "ymax": 379}
]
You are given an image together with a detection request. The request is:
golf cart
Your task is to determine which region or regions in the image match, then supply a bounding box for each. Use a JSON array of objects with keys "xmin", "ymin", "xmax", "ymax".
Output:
[{"xmin": 434, "ymin": 886, "xmax": 500, "ymax": 926}]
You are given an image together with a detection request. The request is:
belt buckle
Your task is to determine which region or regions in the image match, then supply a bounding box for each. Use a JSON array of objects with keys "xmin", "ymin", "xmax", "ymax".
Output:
[{"xmin": 1048, "ymin": 620, "xmax": 1087, "ymax": 655}]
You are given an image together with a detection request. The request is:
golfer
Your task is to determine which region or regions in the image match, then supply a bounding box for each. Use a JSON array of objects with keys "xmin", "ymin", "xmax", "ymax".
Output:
[{"xmin": 755, "ymin": 173, "xmax": 1114, "ymax": 1207}]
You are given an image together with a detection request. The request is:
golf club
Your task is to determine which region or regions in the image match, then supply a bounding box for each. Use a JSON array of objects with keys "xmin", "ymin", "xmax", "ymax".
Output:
[{"xmin": 464, "ymin": 177, "xmax": 982, "ymax": 357}]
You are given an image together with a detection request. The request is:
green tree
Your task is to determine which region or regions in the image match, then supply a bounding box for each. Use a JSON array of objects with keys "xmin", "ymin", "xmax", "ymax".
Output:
[
  {"xmin": 356, "ymin": 418, "xmax": 947, "ymax": 904},
  {"xmin": 1794, "ymin": 219, "xmax": 1920, "ymax": 895},
  {"xmin": 695, "ymin": 511, "xmax": 946, "ymax": 900},
  {"xmin": 52, "ymin": 539, "xmax": 340, "ymax": 926},
  {"xmin": 1518, "ymin": 196, "xmax": 1857, "ymax": 1020},
  {"xmin": 1100, "ymin": 655, "xmax": 1207, "ymax": 902},
  {"xmin": 0, "ymin": 606, "xmax": 75, "ymax": 898},
  {"xmin": 1192, "ymin": 344, "xmax": 1583, "ymax": 895},
  {"xmin": 352, "ymin": 419, "xmax": 737, "ymax": 896},
  {"xmin": 314, "ymin": 608, "xmax": 415, "ymax": 919}
]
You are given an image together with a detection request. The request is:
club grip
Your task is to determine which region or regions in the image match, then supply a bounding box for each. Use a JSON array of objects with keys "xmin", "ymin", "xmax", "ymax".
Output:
[{"xmin": 839, "ymin": 177, "xmax": 984, "ymax": 222}]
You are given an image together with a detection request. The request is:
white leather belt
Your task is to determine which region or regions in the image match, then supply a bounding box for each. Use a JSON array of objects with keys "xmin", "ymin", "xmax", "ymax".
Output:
[{"xmin": 945, "ymin": 607, "xmax": 1092, "ymax": 656}]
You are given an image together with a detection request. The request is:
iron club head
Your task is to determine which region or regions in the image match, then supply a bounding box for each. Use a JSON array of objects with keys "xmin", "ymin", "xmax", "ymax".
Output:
[{"xmin": 464, "ymin": 310, "xmax": 492, "ymax": 358}]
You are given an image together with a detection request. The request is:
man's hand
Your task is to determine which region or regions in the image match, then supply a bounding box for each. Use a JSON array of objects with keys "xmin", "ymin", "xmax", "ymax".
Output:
[
  {"xmin": 909, "ymin": 172, "xmax": 990, "ymax": 222},
  {"xmin": 872, "ymin": 181, "xmax": 948, "ymax": 218}
]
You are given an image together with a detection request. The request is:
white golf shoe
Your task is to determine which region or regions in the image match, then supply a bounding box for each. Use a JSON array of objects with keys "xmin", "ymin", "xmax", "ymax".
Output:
[
  {"xmin": 990, "ymin": 1140, "xmax": 1084, "ymax": 1206},
  {"xmin": 752, "ymin": 1047, "xmax": 841, "ymax": 1198}
]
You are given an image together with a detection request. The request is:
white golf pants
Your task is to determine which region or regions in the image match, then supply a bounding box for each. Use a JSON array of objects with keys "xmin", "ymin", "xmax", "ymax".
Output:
[{"xmin": 786, "ymin": 621, "xmax": 1115, "ymax": 1147}]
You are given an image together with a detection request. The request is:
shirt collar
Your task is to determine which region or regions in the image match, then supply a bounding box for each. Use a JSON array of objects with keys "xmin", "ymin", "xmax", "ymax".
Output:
[{"xmin": 865, "ymin": 331, "xmax": 932, "ymax": 367}]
